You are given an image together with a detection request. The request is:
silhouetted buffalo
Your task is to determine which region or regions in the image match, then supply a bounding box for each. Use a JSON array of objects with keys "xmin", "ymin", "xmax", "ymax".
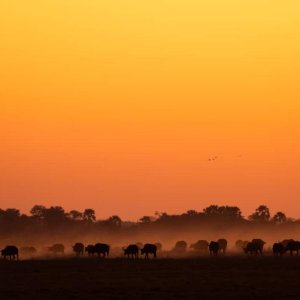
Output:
[
  {"xmin": 173, "ymin": 241, "xmax": 188, "ymax": 253},
  {"xmin": 281, "ymin": 239, "xmax": 294, "ymax": 248},
  {"xmin": 141, "ymin": 244, "xmax": 157, "ymax": 259},
  {"xmin": 20, "ymin": 246, "xmax": 37, "ymax": 256},
  {"xmin": 251, "ymin": 239, "xmax": 265, "ymax": 255},
  {"xmin": 1, "ymin": 246, "xmax": 19, "ymax": 260},
  {"xmin": 190, "ymin": 240, "xmax": 209, "ymax": 253},
  {"xmin": 93, "ymin": 243, "xmax": 110, "ymax": 257},
  {"xmin": 217, "ymin": 239, "xmax": 227, "ymax": 255},
  {"xmin": 244, "ymin": 242, "xmax": 261, "ymax": 255},
  {"xmin": 285, "ymin": 241, "xmax": 300, "ymax": 256},
  {"xmin": 209, "ymin": 241, "xmax": 219, "ymax": 256},
  {"xmin": 273, "ymin": 243, "xmax": 285, "ymax": 256},
  {"xmin": 123, "ymin": 244, "xmax": 139, "ymax": 258},
  {"xmin": 48, "ymin": 244, "xmax": 64, "ymax": 254},
  {"xmin": 73, "ymin": 243, "xmax": 84, "ymax": 256},
  {"xmin": 85, "ymin": 244, "xmax": 95, "ymax": 256}
]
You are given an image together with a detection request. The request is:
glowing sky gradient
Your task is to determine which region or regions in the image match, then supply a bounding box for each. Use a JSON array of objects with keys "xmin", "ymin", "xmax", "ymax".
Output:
[{"xmin": 1, "ymin": 1, "xmax": 300, "ymax": 220}]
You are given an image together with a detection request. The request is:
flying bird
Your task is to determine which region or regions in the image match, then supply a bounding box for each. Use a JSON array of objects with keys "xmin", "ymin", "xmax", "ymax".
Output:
[{"xmin": 208, "ymin": 156, "xmax": 218, "ymax": 161}]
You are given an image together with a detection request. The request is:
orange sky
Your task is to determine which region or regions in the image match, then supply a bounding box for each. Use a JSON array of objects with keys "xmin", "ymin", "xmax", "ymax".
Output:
[{"xmin": 0, "ymin": 1, "xmax": 300, "ymax": 220}]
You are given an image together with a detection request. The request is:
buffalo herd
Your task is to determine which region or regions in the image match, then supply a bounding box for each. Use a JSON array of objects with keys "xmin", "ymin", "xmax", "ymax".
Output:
[{"xmin": 2, "ymin": 238, "xmax": 300, "ymax": 260}]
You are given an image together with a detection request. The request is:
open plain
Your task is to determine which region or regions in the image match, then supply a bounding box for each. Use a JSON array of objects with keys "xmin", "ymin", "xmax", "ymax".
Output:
[{"xmin": 1, "ymin": 256, "xmax": 300, "ymax": 299}]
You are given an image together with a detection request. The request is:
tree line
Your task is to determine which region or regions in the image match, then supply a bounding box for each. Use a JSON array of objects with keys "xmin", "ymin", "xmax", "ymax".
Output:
[{"xmin": 0, "ymin": 204, "xmax": 294, "ymax": 236}]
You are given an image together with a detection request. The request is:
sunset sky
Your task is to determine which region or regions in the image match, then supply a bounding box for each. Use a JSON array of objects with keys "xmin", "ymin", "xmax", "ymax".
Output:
[{"xmin": 1, "ymin": 1, "xmax": 299, "ymax": 220}]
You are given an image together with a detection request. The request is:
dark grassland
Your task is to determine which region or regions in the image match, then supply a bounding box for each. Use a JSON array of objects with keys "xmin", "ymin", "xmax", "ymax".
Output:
[{"xmin": 1, "ymin": 257, "xmax": 300, "ymax": 300}]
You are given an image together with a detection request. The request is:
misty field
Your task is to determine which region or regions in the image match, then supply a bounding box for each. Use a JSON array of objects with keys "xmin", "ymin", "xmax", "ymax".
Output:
[{"xmin": 1, "ymin": 257, "xmax": 300, "ymax": 299}]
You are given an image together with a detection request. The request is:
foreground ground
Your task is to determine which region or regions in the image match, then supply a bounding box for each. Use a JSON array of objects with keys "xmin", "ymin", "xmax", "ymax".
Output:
[{"xmin": 1, "ymin": 256, "xmax": 300, "ymax": 299}]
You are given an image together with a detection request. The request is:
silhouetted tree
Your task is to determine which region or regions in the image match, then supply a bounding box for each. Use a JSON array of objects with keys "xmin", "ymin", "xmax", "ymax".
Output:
[
  {"xmin": 107, "ymin": 215, "xmax": 122, "ymax": 226},
  {"xmin": 42, "ymin": 206, "xmax": 66, "ymax": 224},
  {"xmin": 0, "ymin": 209, "xmax": 23, "ymax": 234},
  {"xmin": 30, "ymin": 205, "xmax": 46, "ymax": 220},
  {"xmin": 83, "ymin": 208, "xmax": 96, "ymax": 222},
  {"xmin": 186, "ymin": 210, "xmax": 198, "ymax": 216},
  {"xmin": 218, "ymin": 206, "xmax": 242, "ymax": 219},
  {"xmin": 203, "ymin": 205, "xmax": 220, "ymax": 216},
  {"xmin": 68, "ymin": 210, "xmax": 83, "ymax": 221},
  {"xmin": 156, "ymin": 212, "xmax": 170, "ymax": 221},
  {"xmin": 203, "ymin": 205, "xmax": 242, "ymax": 219},
  {"xmin": 249, "ymin": 205, "xmax": 270, "ymax": 222},
  {"xmin": 2, "ymin": 208, "xmax": 20, "ymax": 219},
  {"xmin": 139, "ymin": 216, "xmax": 153, "ymax": 223},
  {"xmin": 272, "ymin": 211, "xmax": 287, "ymax": 224}
]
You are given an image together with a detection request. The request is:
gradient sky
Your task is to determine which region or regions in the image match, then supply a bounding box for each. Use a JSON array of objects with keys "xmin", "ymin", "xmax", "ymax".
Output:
[{"xmin": 1, "ymin": 1, "xmax": 300, "ymax": 220}]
